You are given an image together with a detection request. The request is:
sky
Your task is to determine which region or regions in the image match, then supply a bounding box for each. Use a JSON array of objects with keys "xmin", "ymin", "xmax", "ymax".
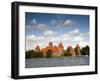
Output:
[{"xmin": 25, "ymin": 12, "xmax": 89, "ymax": 50}]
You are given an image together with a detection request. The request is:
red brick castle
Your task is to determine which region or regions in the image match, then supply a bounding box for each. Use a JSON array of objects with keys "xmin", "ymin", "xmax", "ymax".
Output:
[{"xmin": 34, "ymin": 42, "xmax": 81, "ymax": 57}]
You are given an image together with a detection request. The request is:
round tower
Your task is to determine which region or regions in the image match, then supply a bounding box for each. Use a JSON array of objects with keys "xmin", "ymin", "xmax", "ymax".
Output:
[
  {"xmin": 58, "ymin": 42, "xmax": 64, "ymax": 54},
  {"xmin": 74, "ymin": 44, "xmax": 81, "ymax": 56},
  {"xmin": 49, "ymin": 41, "xmax": 53, "ymax": 48}
]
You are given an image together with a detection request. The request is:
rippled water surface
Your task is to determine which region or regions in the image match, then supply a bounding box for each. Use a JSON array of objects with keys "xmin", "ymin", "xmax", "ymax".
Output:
[{"xmin": 25, "ymin": 56, "xmax": 89, "ymax": 68}]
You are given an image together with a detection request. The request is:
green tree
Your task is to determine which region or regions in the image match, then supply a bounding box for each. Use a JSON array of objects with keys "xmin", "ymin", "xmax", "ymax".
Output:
[
  {"xmin": 26, "ymin": 50, "xmax": 35, "ymax": 59},
  {"xmin": 85, "ymin": 45, "xmax": 89, "ymax": 55},
  {"xmin": 63, "ymin": 50, "xmax": 69, "ymax": 56},
  {"xmin": 45, "ymin": 50, "xmax": 52, "ymax": 58},
  {"xmin": 25, "ymin": 50, "xmax": 44, "ymax": 59},
  {"xmin": 35, "ymin": 51, "xmax": 44, "ymax": 58},
  {"xmin": 81, "ymin": 47, "xmax": 86, "ymax": 55},
  {"xmin": 81, "ymin": 45, "xmax": 89, "ymax": 55}
]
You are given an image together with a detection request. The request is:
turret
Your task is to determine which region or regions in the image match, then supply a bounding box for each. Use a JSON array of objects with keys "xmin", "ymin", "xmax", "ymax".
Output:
[
  {"xmin": 58, "ymin": 42, "xmax": 64, "ymax": 48},
  {"xmin": 74, "ymin": 44, "xmax": 81, "ymax": 56},
  {"xmin": 35, "ymin": 45, "xmax": 40, "ymax": 52},
  {"xmin": 49, "ymin": 42, "xmax": 53, "ymax": 48}
]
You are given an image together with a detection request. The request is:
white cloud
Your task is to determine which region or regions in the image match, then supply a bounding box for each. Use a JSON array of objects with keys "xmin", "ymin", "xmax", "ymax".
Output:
[
  {"xmin": 26, "ymin": 29, "xmax": 89, "ymax": 50},
  {"xmin": 37, "ymin": 36, "xmax": 44, "ymax": 40},
  {"xmin": 26, "ymin": 34, "xmax": 45, "ymax": 42},
  {"xmin": 79, "ymin": 41, "xmax": 89, "ymax": 47},
  {"xmin": 69, "ymin": 29, "xmax": 80, "ymax": 35},
  {"xmin": 37, "ymin": 24, "xmax": 48, "ymax": 30},
  {"xmin": 26, "ymin": 34, "xmax": 36, "ymax": 40},
  {"xmin": 26, "ymin": 18, "xmax": 49, "ymax": 31},
  {"xmin": 63, "ymin": 19, "xmax": 75, "ymax": 26},
  {"xmin": 44, "ymin": 30, "xmax": 57, "ymax": 36},
  {"xmin": 31, "ymin": 19, "xmax": 37, "ymax": 24},
  {"xmin": 60, "ymin": 34, "xmax": 73, "ymax": 41},
  {"xmin": 50, "ymin": 19, "xmax": 75, "ymax": 28},
  {"xmin": 26, "ymin": 35, "xmax": 36, "ymax": 50},
  {"xmin": 79, "ymin": 31, "xmax": 89, "ymax": 37},
  {"xmin": 26, "ymin": 34, "xmax": 45, "ymax": 50},
  {"xmin": 73, "ymin": 36, "xmax": 84, "ymax": 42},
  {"xmin": 51, "ymin": 20, "xmax": 57, "ymax": 24}
]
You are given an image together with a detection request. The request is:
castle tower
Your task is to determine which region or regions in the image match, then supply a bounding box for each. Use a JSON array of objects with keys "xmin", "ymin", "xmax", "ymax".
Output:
[
  {"xmin": 49, "ymin": 42, "xmax": 53, "ymax": 48},
  {"xmin": 76, "ymin": 44, "xmax": 80, "ymax": 48},
  {"xmin": 52, "ymin": 45, "xmax": 59, "ymax": 57},
  {"xmin": 52, "ymin": 46, "xmax": 59, "ymax": 53},
  {"xmin": 58, "ymin": 42, "xmax": 64, "ymax": 54},
  {"xmin": 35, "ymin": 45, "xmax": 40, "ymax": 52},
  {"xmin": 74, "ymin": 44, "xmax": 81, "ymax": 56},
  {"xmin": 58, "ymin": 42, "xmax": 64, "ymax": 48},
  {"xmin": 67, "ymin": 46, "xmax": 76, "ymax": 56}
]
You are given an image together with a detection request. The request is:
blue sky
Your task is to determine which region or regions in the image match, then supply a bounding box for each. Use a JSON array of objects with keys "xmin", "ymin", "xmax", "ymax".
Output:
[{"xmin": 25, "ymin": 12, "xmax": 89, "ymax": 50}]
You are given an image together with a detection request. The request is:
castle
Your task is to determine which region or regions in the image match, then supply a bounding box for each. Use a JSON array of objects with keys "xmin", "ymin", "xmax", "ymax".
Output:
[{"xmin": 34, "ymin": 42, "xmax": 81, "ymax": 57}]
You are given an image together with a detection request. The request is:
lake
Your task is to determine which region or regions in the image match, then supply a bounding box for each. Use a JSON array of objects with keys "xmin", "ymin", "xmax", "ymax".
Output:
[{"xmin": 25, "ymin": 56, "xmax": 89, "ymax": 68}]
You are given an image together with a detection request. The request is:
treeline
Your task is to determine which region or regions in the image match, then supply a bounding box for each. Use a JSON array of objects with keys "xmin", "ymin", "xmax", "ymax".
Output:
[
  {"xmin": 26, "ymin": 45, "xmax": 89, "ymax": 59},
  {"xmin": 64, "ymin": 45, "xmax": 89, "ymax": 56},
  {"xmin": 26, "ymin": 50, "xmax": 44, "ymax": 59},
  {"xmin": 26, "ymin": 50, "xmax": 54, "ymax": 59}
]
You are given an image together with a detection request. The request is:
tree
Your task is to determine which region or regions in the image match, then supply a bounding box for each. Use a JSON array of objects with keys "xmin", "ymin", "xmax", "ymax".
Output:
[
  {"xmin": 81, "ymin": 45, "xmax": 89, "ymax": 56},
  {"xmin": 36, "ymin": 51, "xmax": 44, "ymax": 58},
  {"xmin": 25, "ymin": 50, "xmax": 44, "ymax": 59},
  {"xmin": 85, "ymin": 45, "xmax": 89, "ymax": 55},
  {"xmin": 81, "ymin": 47, "xmax": 86, "ymax": 55},
  {"xmin": 45, "ymin": 50, "xmax": 52, "ymax": 58},
  {"xmin": 26, "ymin": 50, "xmax": 35, "ymax": 59},
  {"xmin": 63, "ymin": 50, "xmax": 69, "ymax": 56}
]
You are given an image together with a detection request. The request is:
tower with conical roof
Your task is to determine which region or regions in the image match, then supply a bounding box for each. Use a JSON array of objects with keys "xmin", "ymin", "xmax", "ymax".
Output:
[
  {"xmin": 49, "ymin": 42, "xmax": 53, "ymax": 48},
  {"xmin": 35, "ymin": 45, "xmax": 40, "ymax": 52},
  {"xmin": 67, "ymin": 45, "xmax": 76, "ymax": 56},
  {"xmin": 58, "ymin": 42, "xmax": 64, "ymax": 54},
  {"xmin": 74, "ymin": 44, "xmax": 81, "ymax": 56}
]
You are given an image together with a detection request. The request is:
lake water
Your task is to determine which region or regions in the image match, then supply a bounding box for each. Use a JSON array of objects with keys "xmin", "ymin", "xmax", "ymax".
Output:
[{"xmin": 25, "ymin": 56, "xmax": 89, "ymax": 68}]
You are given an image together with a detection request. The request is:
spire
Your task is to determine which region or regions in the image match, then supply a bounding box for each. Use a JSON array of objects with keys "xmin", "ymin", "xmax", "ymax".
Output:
[
  {"xmin": 68, "ymin": 45, "xmax": 73, "ymax": 49},
  {"xmin": 58, "ymin": 42, "xmax": 64, "ymax": 48},
  {"xmin": 49, "ymin": 41, "xmax": 53, "ymax": 48},
  {"xmin": 74, "ymin": 44, "xmax": 81, "ymax": 56},
  {"xmin": 76, "ymin": 43, "xmax": 80, "ymax": 48},
  {"xmin": 35, "ymin": 45, "xmax": 40, "ymax": 51}
]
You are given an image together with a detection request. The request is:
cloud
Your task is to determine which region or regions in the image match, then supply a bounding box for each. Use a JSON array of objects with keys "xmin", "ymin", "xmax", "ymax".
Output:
[
  {"xmin": 79, "ymin": 31, "xmax": 89, "ymax": 37},
  {"xmin": 51, "ymin": 20, "xmax": 57, "ymax": 24},
  {"xmin": 37, "ymin": 24, "xmax": 48, "ymax": 31},
  {"xmin": 31, "ymin": 19, "xmax": 37, "ymax": 25},
  {"xmin": 63, "ymin": 19, "xmax": 75, "ymax": 27},
  {"xmin": 31, "ymin": 19, "xmax": 38, "ymax": 28},
  {"xmin": 64, "ymin": 19, "xmax": 73, "ymax": 26},
  {"xmin": 69, "ymin": 29, "xmax": 80, "ymax": 35},
  {"xmin": 73, "ymin": 36, "xmax": 84, "ymax": 42},
  {"xmin": 50, "ymin": 19, "xmax": 75, "ymax": 28},
  {"xmin": 26, "ymin": 35, "xmax": 36, "ymax": 50},
  {"xmin": 26, "ymin": 34, "xmax": 45, "ymax": 50},
  {"xmin": 44, "ymin": 30, "xmax": 57, "ymax": 36},
  {"xmin": 26, "ymin": 34, "xmax": 45, "ymax": 42},
  {"xmin": 26, "ymin": 29, "xmax": 89, "ymax": 50},
  {"xmin": 26, "ymin": 34, "xmax": 36, "ymax": 41},
  {"xmin": 79, "ymin": 41, "xmax": 89, "ymax": 47},
  {"xmin": 26, "ymin": 18, "xmax": 49, "ymax": 31}
]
